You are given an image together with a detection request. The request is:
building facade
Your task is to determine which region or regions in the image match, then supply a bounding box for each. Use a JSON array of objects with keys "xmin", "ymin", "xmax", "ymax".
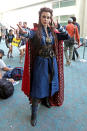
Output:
[{"xmin": 0, "ymin": 0, "xmax": 86, "ymax": 38}]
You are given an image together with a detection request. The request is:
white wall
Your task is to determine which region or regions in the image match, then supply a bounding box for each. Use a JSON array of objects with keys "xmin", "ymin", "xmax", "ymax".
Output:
[
  {"xmin": 0, "ymin": 2, "xmax": 52, "ymax": 29},
  {"xmin": 0, "ymin": 0, "xmax": 48, "ymax": 13},
  {"xmin": 0, "ymin": 0, "xmax": 87, "ymax": 37}
]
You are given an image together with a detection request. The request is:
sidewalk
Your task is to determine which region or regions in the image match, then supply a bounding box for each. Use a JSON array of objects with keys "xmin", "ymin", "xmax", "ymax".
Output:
[{"xmin": 0, "ymin": 40, "xmax": 87, "ymax": 131}]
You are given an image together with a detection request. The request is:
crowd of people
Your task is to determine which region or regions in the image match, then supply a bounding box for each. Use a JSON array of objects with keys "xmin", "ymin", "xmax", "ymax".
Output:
[
  {"xmin": 0, "ymin": 14, "xmax": 80, "ymax": 66},
  {"xmin": 0, "ymin": 7, "xmax": 81, "ymax": 127},
  {"xmin": 0, "ymin": 21, "xmax": 29, "ymax": 63}
]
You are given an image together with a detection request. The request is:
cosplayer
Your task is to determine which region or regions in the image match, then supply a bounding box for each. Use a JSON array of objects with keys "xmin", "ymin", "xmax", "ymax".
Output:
[{"xmin": 17, "ymin": 7, "xmax": 69, "ymax": 126}]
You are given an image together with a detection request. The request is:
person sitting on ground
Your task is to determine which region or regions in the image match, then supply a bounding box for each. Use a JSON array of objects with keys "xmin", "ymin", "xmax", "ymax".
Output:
[
  {"xmin": 0, "ymin": 49, "xmax": 23, "ymax": 83},
  {"xmin": 0, "ymin": 49, "xmax": 13, "ymax": 78},
  {"xmin": 0, "ymin": 72, "xmax": 15, "ymax": 83}
]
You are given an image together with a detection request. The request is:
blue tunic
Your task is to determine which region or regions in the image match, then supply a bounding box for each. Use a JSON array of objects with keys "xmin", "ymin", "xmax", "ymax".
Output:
[{"xmin": 25, "ymin": 27, "xmax": 59, "ymax": 98}]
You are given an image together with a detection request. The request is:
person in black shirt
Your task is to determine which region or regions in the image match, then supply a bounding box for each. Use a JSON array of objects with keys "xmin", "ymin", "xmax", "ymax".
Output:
[{"xmin": 5, "ymin": 29, "xmax": 14, "ymax": 58}]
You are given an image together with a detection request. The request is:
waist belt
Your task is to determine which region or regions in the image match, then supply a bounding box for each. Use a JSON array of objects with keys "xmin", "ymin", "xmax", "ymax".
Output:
[
  {"xmin": 38, "ymin": 44, "xmax": 55, "ymax": 58},
  {"xmin": 38, "ymin": 44, "xmax": 55, "ymax": 82}
]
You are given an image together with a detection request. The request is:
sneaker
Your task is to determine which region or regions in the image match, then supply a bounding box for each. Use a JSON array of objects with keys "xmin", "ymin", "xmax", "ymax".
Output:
[{"xmin": 13, "ymin": 81, "xmax": 19, "ymax": 86}]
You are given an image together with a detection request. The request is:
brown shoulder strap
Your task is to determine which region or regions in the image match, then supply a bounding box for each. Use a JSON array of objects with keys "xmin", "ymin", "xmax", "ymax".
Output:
[{"xmin": 74, "ymin": 25, "xmax": 76, "ymax": 34}]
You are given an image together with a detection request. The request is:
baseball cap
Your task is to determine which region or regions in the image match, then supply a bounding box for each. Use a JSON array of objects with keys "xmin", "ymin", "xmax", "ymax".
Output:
[
  {"xmin": 68, "ymin": 18, "xmax": 73, "ymax": 23},
  {"xmin": 0, "ymin": 49, "xmax": 5, "ymax": 56}
]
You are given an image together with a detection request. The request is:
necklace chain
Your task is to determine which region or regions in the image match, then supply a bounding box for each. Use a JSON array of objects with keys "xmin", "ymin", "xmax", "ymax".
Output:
[{"xmin": 44, "ymin": 28, "xmax": 52, "ymax": 43}]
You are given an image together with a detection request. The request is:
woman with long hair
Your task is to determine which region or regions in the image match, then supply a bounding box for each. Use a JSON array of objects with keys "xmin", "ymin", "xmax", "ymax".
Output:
[{"xmin": 17, "ymin": 7, "xmax": 69, "ymax": 126}]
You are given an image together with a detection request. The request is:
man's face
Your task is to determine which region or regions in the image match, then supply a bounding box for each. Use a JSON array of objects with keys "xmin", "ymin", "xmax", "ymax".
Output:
[
  {"xmin": 23, "ymin": 22, "xmax": 27, "ymax": 28},
  {"xmin": 9, "ymin": 31, "xmax": 13, "ymax": 35},
  {"xmin": 19, "ymin": 22, "xmax": 22, "ymax": 26}
]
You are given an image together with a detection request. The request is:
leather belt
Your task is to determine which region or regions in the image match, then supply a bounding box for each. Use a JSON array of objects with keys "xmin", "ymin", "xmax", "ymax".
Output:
[
  {"xmin": 38, "ymin": 44, "xmax": 55, "ymax": 82},
  {"xmin": 38, "ymin": 44, "xmax": 55, "ymax": 58}
]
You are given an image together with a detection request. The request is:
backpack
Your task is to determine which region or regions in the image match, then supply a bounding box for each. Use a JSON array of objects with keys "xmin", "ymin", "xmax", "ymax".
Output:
[
  {"xmin": 3, "ymin": 70, "xmax": 12, "ymax": 78},
  {"xmin": 11, "ymin": 67, "xmax": 23, "ymax": 81},
  {"xmin": 3, "ymin": 67, "xmax": 24, "ymax": 81},
  {"xmin": 0, "ymin": 79, "xmax": 14, "ymax": 99}
]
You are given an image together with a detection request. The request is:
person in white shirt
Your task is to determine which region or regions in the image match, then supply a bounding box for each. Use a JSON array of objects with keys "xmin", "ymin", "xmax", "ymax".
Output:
[{"xmin": 0, "ymin": 49, "xmax": 12, "ymax": 77}]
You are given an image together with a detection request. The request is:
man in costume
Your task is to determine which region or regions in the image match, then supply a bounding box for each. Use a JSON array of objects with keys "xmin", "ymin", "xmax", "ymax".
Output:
[
  {"xmin": 71, "ymin": 16, "xmax": 80, "ymax": 61},
  {"xmin": 64, "ymin": 18, "xmax": 80, "ymax": 66},
  {"xmin": 17, "ymin": 7, "xmax": 69, "ymax": 126}
]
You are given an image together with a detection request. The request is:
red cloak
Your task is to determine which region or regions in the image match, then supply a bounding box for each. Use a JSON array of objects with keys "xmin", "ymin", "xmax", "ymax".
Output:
[{"xmin": 22, "ymin": 30, "xmax": 64, "ymax": 106}]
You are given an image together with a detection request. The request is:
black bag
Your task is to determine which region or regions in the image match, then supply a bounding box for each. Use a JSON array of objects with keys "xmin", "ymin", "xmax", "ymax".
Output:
[
  {"xmin": 0, "ymin": 79, "xmax": 14, "ymax": 99},
  {"xmin": 64, "ymin": 25, "xmax": 78, "ymax": 46},
  {"xmin": 64, "ymin": 37, "xmax": 75, "ymax": 46}
]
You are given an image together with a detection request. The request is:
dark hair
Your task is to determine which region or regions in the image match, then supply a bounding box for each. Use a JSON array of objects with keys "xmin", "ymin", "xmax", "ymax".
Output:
[
  {"xmin": 19, "ymin": 21, "xmax": 22, "ymax": 25},
  {"xmin": 0, "ymin": 49, "xmax": 5, "ymax": 56},
  {"xmin": 38, "ymin": 7, "xmax": 53, "ymax": 31},
  {"xmin": 23, "ymin": 22, "xmax": 27, "ymax": 25},
  {"xmin": 9, "ymin": 29, "xmax": 13, "ymax": 33},
  {"xmin": 39, "ymin": 7, "xmax": 53, "ymax": 24},
  {"xmin": 70, "ymin": 16, "xmax": 76, "ymax": 22}
]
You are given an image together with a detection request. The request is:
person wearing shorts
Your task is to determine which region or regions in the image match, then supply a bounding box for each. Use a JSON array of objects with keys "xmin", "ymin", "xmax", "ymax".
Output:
[{"xmin": 5, "ymin": 29, "xmax": 14, "ymax": 58}]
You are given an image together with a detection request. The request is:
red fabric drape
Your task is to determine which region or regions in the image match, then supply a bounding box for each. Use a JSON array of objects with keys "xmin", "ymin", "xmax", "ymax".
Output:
[{"xmin": 22, "ymin": 31, "xmax": 64, "ymax": 106}]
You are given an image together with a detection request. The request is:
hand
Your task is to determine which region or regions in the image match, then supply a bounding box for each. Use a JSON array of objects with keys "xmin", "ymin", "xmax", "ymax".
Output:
[
  {"xmin": 9, "ymin": 68, "xmax": 13, "ymax": 71},
  {"xmin": 54, "ymin": 29, "xmax": 59, "ymax": 32},
  {"xmin": 17, "ymin": 24, "xmax": 21, "ymax": 29},
  {"xmin": 17, "ymin": 24, "xmax": 28, "ymax": 34},
  {"xmin": 78, "ymin": 42, "xmax": 80, "ymax": 46},
  {"xmin": 8, "ymin": 78, "xmax": 15, "ymax": 83}
]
